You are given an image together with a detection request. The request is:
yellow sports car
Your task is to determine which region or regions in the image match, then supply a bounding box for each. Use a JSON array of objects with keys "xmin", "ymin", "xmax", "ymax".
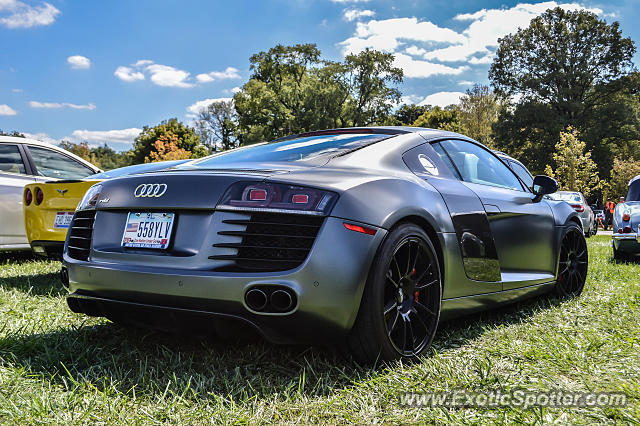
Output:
[{"xmin": 23, "ymin": 160, "xmax": 189, "ymax": 257}]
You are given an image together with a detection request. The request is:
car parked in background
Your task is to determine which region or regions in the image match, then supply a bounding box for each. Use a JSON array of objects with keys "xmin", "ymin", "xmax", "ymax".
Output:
[
  {"xmin": 63, "ymin": 127, "xmax": 586, "ymax": 364},
  {"xmin": 0, "ymin": 136, "xmax": 100, "ymax": 252},
  {"xmin": 612, "ymin": 175, "xmax": 640, "ymax": 260},
  {"xmin": 547, "ymin": 191, "xmax": 596, "ymax": 237},
  {"xmin": 24, "ymin": 159, "xmax": 190, "ymax": 257}
]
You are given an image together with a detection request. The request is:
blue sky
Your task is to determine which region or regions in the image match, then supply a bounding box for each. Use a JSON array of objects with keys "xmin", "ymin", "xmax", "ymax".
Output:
[{"xmin": 1, "ymin": 0, "xmax": 638, "ymax": 151}]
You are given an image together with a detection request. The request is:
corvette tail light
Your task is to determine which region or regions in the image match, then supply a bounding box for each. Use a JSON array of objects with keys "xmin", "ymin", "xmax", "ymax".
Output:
[
  {"xmin": 622, "ymin": 213, "xmax": 630, "ymax": 222},
  {"xmin": 623, "ymin": 226, "xmax": 632, "ymax": 233},
  {"xmin": 344, "ymin": 222, "xmax": 377, "ymax": 235},
  {"xmin": 571, "ymin": 204, "xmax": 584, "ymax": 212},
  {"xmin": 25, "ymin": 188, "xmax": 33, "ymax": 206},
  {"xmin": 217, "ymin": 182, "xmax": 338, "ymax": 216},
  {"xmin": 35, "ymin": 187, "xmax": 44, "ymax": 205}
]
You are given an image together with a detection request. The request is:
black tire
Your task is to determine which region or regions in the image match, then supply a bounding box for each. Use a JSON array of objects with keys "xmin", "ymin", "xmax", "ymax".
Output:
[
  {"xmin": 345, "ymin": 223, "xmax": 442, "ymax": 364},
  {"xmin": 555, "ymin": 223, "xmax": 588, "ymax": 298},
  {"xmin": 613, "ymin": 246, "xmax": 625, "ymax": 262}
]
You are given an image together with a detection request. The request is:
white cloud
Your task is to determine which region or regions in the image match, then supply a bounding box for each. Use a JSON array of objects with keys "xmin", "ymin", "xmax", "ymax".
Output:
[
  {"xmin": 0, "ymin": 0, "xmax": 60, "ymax": 28},
  {"xmin": 195, "ymin": 67, "xmax": 241, "ymax": 83},
  {"xmin": 393, "ymin": 53, "xmax": 468, "ymax": 78},
  {"xmin": 222, "ymin": 86, "xmax": 241, "ymax": 95},
  {"xmin": 458, "ymin": 80, "xmax": 475, "ymax": 86},
  {"xmin": 29, "ymin": 101, "xmax": 96, "ymax": 110},
  {"xmin": 418, "ymin": 91, "xmax": 465, "ymax": 107},
  {"xmin": 67, "ymin": 55, "xmax": 91, "ymax": 69},
  {"xmin": 23, "ymin": 132, "xmax": 58, "ymax": 144},
  {"xmin": 339, "ymin": 2, "xmax": 610, "ymax": 79},
  {"xmin": 399, "ymin": 94, "xmax": 423, "ymax": 105},
  {"xmin": 344, "ymin": 8, "xmax": 375, "ymax": 22},
  {"xmin": 186, "ymin": 97, "xmax": 233, "ymax": 117},
  {"xmin": 0, "ymin": 104, "xmax": 17, "ymax": 115},
  {"xmin": 114, "ymin": 61, "xmax": 240, "ymax": 88},
  {"xmin": 146, "ymin": 64, "xmax": 193, "ymax": 88},
  {"xmin": 114, "ymin": 66, "xmax": 145, "ymax": 82},
  {"xmin": 11, "ymin": 88, "xmax": 22, "ymax": 92},
  {"xmin": 68, "ymin": 128, "xmax": 142, "ymax": 145}
]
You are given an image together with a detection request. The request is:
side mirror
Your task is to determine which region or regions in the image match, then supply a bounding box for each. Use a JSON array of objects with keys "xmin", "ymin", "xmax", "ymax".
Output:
[{"xmin": 532, "ymin": 175, "xmax": 558, "ymax": 202}]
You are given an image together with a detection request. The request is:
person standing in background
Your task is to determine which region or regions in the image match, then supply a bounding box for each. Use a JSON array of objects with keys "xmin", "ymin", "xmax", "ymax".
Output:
[{"xmin": 604, "ymin": 198, "xmax": 617, "ymax": 230}]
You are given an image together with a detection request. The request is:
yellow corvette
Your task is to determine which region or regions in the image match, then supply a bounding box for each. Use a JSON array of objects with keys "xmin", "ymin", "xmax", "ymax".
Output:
[{"xmin": 23, "ymin": 160, "xmax": 189, "ymax": 257}]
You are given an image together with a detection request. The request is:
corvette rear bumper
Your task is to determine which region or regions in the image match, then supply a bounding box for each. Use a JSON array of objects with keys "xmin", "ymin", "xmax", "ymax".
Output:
[{"xmin": 63, "ymin": 217, "xmax": 387, "ymax": 344}]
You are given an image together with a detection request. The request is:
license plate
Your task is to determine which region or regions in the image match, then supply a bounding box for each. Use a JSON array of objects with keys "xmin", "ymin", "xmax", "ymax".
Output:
[
  {"xmin": 53, "ymin": 211, "xmax": 75, "ymax": 229},
  {"xmin": 121, "ymin": 212, "xmax": 175, "ymax": 249}
]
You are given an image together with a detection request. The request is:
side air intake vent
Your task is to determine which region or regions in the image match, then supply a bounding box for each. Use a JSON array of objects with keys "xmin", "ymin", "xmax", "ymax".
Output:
[{"xmin": 67, "ymin": 210, "xmax": 96, "ymax": 261}]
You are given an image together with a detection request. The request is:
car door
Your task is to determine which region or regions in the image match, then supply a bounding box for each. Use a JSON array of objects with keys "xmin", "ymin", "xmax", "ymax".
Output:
[
  {"xmin": 0, "ymin": 143, "xmax": 36, "ymax": 247},
  {"xmin": 437, "ymin": 139, "xmax": 556, "ymax": 289},
  {"xmin": 25, "ymin": 145, "xmax": 97, "ymax": 181}
]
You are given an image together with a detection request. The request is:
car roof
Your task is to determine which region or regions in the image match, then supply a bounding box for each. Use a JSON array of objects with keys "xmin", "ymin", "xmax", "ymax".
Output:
[
  {"xmin": 629, "ymin": 175, "xmax": 640, "ymax": 186},
  {"xmin": 0, "ymin": 135, "xmax": 101, "ymax": 172},
  {"xmin": 275, "ymin": 126, "xmax": 465, "ymax": 142}
]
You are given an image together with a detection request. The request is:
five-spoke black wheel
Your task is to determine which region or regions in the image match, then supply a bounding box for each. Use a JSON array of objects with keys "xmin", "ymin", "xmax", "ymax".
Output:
[
  {"xmin": 556, "ymin": 223, "xmax": 588, "ymax": 297},
  {"xmin": 346, "ymin": 223, "xmax": 441, "ymax": 364}
]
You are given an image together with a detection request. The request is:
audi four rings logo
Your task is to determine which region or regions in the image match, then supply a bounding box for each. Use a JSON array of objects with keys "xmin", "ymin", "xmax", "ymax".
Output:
[{"xmin": 134, "ymin": 183, "xmax": 168, "ymax": 198}]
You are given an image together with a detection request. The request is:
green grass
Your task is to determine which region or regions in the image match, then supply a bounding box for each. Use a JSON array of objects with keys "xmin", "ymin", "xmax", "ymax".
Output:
[{"xmin": 0, "ymin": 236, "xmax": 638, "ymax": 424}]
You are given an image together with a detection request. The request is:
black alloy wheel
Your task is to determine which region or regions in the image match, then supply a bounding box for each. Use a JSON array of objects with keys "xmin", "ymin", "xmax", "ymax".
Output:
[
  {"xmin": 556, "ymin": 223, "xmax": 588, "ymax": 297},
  {"xmin": 346, "ymin": 223, "xmax": 442, "ymax": 364}
]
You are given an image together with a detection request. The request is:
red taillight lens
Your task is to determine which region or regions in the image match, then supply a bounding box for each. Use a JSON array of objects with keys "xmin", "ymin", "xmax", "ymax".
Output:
[
  {"xmin": 343, "ymin": 222, "xmax": 377, "ymax": 235},
  {"xmin": 218, "ymin": 182, "xmax": 338, "ymax": 215},
  {"xmin": 623, "ymin": 226, "xmax": 632, "ymax": 233},
  {"xmin": 25, "ymin": 188, "xmax": 32, "ymax": 206},
  {"xmin": 622, "ymin": 213, "xmax": 630, "ymax": 222},
  {"xmin": 571, "ymin": 204, "xmax": 584, "ymax": 212},
  {"xmin": 617, "ymin": 228, "xmax": 623, "ymax": 234},
  {"xmin": 35, "ymin": 187, "xmax": 44, "ymax": 205}
]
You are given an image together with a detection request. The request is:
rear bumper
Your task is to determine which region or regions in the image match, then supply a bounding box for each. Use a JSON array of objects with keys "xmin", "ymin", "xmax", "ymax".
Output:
[
  {"xmin": 612, "ymin": 233, "xmax": 640, "ymax": 254},
  {"xmin": 63, "ymin": 216, "xmax": 387, "ymax": 344}
]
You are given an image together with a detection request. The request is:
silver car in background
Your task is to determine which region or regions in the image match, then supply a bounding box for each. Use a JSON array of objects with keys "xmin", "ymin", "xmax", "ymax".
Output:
[
  {"xmin": 0, "ymin": 136, "xmax": 100, "ymax": 251},
  {"xmin": 547, "ymin": 191, "xmax": 596, "ymax": 237}
]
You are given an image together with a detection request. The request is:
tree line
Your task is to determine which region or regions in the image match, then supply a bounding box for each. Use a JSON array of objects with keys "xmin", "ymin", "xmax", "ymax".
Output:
[{"xmin": 39, "ymin": 7, "xmax": 640, "ymax": 201}]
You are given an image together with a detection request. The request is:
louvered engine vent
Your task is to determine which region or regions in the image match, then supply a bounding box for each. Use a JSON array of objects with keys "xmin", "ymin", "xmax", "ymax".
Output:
[
  {"xmin": 66, "ymin": 210, "xmax": 96, "ymax": 261},
  {"xmin": 210, "ymin": 212, "xmax": 324, "ymax": 272}
]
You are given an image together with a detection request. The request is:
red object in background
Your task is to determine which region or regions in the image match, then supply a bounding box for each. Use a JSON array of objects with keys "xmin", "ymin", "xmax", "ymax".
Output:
[
  {"xmin": 35, "ymin": 187, "xmax": 44, "ymax": 205},
  {"xmin": 571, "ymin": 204, "xmax": 585, "ymax": 212},
  {"xmin": 622, "ymin": 213, "xmax": 630, "ymax": 222},
  {"xmin": 249, "ymin": 189, "xmax": 267, "ymax": 201},
  {"xmin": 25, "ymin": 188, "xmax": 32, "ymax": 206}
]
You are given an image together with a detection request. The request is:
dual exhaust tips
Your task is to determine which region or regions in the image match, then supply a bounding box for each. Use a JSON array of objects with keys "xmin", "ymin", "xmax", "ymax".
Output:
[{"xmin": 245, "ymin": 286, "xmax": 296, "ymax": 313}]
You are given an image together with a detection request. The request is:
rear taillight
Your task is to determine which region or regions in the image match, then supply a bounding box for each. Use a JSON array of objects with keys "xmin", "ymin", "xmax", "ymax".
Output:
[
  {"xmin": 571, "ymin": 204, "xmax": 584, "ymax": 212},
  {"xmin": 35, "ymin": 187, "xmax": 44, "ymax": 205},
  {"xmin": 617, "ymin": 228, "xmax": 623, "ymax": 234},
  {"xmin": 344, "ymin": 222, "xmax": 377, "ymax": 235},
  {"xmin": 217, "ymin": 182, "xmax": 338, "ymax": 216},
  {"xmin": 25, "ymin": 188, "xmax": 32, "ymax": 206},
  {"xmin": 623, "ymin": 226, "xmax": 632, "ymax": 233},
  {"xmin": 622, "ymin": 213, "xmax": 630, "ymax": 222}
]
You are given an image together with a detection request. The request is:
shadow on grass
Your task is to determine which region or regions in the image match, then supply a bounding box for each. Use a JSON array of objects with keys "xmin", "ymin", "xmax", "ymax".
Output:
[
  {"xmin": 0, "ymin": 253, "xmax": 65, "ymax": 297},
  {"xmin": 0, "ymin": 291, "xmax": 567, "ymax": 401}
]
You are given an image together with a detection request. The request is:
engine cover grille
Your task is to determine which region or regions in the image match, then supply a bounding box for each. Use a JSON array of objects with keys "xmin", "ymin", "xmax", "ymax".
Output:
[
  {"xmin": 67, "ymin": 210, "xmax": 96, "ymax": 261},
  {"xmin": 210, "ymin": 212, "xmax": 324, "ymax": 272}
]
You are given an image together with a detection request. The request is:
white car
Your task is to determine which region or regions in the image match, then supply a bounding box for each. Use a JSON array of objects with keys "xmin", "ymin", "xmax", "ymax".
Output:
[{"xmin": 0, "ymin": 136, "xmax": 101, "ymax": 252}]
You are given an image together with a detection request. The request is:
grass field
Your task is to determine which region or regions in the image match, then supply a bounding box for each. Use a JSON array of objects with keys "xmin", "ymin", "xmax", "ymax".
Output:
[{"xmin": 0, "ymin": 235, "xmax": 638, "ymax": 424}]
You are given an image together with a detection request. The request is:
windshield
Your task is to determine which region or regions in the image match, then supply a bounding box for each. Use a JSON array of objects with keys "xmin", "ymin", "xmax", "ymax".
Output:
[
  {"xmin": 91, "ymin": 159, "xmax": 190, "ymax": 179},
  {"xmin": 180, "ymin": 133, "xmax": 392, "ymax": 169},
  {"xmin": 548, "ymin": 192, "xmax": 581, "ymax": 203},
  {"xmin": 628, "ymin": 177, "xmax": 640, "ymax": 201}
]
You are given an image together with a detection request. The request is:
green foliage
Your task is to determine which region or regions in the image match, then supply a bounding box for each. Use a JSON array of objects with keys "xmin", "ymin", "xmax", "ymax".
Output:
[
  {"xmin": 489, "ymin": 7, "xmax": 637, "ymax": 182},
  {"xmin": 193, "ymin": 99, "xmax": 239, "ymax": 151},
  {"xmin": 390, "ymin": 104, "xmax": 430, "ymax": 126},
  {"xmin": 458, "ymin": 84, "xmax": 500, "ymax": 148},
  {"xmin": 234, "ymin": 44, "xmax": 403, "ymax": 142},
  {"xmin": 132, "ymin": 118, "xmax": 207, "ymax": 163},
  {"xmin": 58, "ymin": 141, "xmax": 132, "ymax": 170},
  {"xmin": 0, "ymin": 130, "xmax": 25, "ymax": 137},
  {"xmin": 606, "ymin": 156, "xmax": 640, "ymax": 199},
  {"xmin": 413, "ymin": 105, "xmax": 462, "ymax": 132},
  {"xmin": 544, "ymin": 127, "xmax": 599, "ymax": 196}
]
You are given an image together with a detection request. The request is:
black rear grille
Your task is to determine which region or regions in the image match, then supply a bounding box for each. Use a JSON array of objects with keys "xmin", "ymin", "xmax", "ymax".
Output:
[
  {"xmin": 210, "ymin": 213, "xmax": 324, "ymax": 272},
  {"xmin": 67, "ymin": 210, "xmax": 96, "ymax": 261}
]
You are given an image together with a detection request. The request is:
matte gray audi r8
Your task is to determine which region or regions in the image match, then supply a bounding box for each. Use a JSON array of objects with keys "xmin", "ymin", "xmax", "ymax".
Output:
[{"xmin": 62, "ymin": 127, "xmax": 588, "ymax": 363}]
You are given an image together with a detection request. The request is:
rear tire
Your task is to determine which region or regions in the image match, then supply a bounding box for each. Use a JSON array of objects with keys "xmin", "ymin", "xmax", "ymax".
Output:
[
  {"xmin": 345, "ymin": 223, "xmax": 442, "ymax": 364},
  {"xmin": 555, "ymin": 223, "xmax": 588, "ymax": 298}
]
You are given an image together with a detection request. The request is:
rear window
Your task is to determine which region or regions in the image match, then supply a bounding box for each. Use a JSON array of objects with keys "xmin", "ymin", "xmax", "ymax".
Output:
[
  {"xmin": 549, "ymin": 192, "xmax": 581, "ymax": 203},
  {"xmin": 628, "ymin": 178, "xmax": 640, "ymax": 201},
  {"xmin": 181, "ymin": 133, "xmax": 391, "ymax": 169}
]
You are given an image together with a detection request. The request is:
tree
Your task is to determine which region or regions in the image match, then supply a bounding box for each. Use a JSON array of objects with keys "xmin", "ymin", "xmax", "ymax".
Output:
[
  {"xmin": 391, "ymin": 104, "xmax": 429, "ymax": 126},
  {"xmin": 59, "ymin": 141, "xmax": 91, "ymax": 161},
  {"xmin": 458, "ymin": 84, "xmax": 500, "ymax": 148},
  {"xmin": 0, "ymin": 130, "xmax": 25, "ymax": 137},
  {"xmin": 413, "ymin": 106, "xmax": 462, "ymax": 132},
  {"xmin": 132, "ymin": 118, "xmax": 207, "ymax": 163},
  {"xmin": 194, "ymin": 99, "xmax": 239, "ymax": 151},
  {"xmin": 606, "ymin": 156, "xmax": 640, "ymax": 199},
  {"xmin": 145, "ymin": 133, "xmax": 193, "ymax": 162},
  {"xmin": 343, "ymin": 48, "xmax": 403, "ymax": 126},
  {"xmin": 489, "ymin": 7, "xmax": 636, "ymax": 178},
  {"xmin": 544, "ymin": 128, "xmax": 599, "ymax": 196}
]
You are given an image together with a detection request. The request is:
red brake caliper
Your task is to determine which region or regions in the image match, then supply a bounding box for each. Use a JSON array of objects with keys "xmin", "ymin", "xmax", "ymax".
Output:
[{"xmin": 412, "ymin": 268, "xmax": 419, "ymax": 302}]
